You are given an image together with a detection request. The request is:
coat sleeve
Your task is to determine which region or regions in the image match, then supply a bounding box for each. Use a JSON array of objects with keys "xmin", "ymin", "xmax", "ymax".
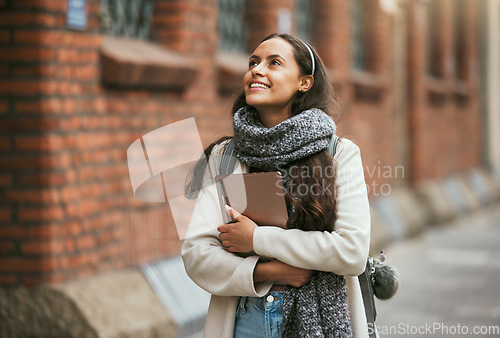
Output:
[
  {"xmin": 181, "ymin": 142, "xmax": 273, "ymax": 297},
  {"xmin": 252, "ymin": 139, "xmax": 371, "ymax": 276}
]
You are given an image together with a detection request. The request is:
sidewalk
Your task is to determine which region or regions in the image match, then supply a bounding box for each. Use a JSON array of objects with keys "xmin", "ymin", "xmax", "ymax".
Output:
[{"xmin": 374, "ymin": 202, "xmax": 500, "ymax": 337}]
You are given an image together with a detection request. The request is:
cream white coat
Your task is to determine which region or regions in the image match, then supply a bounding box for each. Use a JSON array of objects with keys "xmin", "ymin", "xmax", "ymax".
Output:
[{"xmin": 182, "ymin": 138, "xmax": 371, "ymax": 338}]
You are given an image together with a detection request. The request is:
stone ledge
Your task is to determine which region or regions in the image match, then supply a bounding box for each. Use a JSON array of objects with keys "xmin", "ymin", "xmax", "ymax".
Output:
[
  {"xmin": 101, "ymin": 36, "xmax": 199, "ymax": 90},
  {"xmin": 54, "ymin": 269, "xmax": 175, "ymax": 338},
  {"xmin": 369, "ymin": 186, "xmax": 430, "ymax": 254},
  {"xmin": 351, "ymin": 70, "xmax": 389, "ymax": 103},
  {"xmin": 390, "ymin": 187, "xmax": 430, "ymax": 238},
  {"xmin": 369, "ymin": 206, "xmax": 392, "ymax": 253},
  {"xmin": 0, "ymin": 286, "xmax": 98, "ymax": 337},
  {"xmin": 415, "ymin": 179, "xmax": 459, "ymax": 224},
  {"xmin": 216, "ymin": 51, "xmax": 248, "ymax": 95},
  {"xmin": 467, "ymin": 168, "xmax": 500, "ymax": 203}
]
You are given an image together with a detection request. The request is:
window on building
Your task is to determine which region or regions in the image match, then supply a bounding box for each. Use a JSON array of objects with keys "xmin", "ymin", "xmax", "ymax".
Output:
[
  {"xmin": 453, "ymin": 0, "xmax": 467, "ymax": 80},
  {"xmin": 426, "ymin": 0, "xmax": 442, "ymax": 77},
  {"xmin": 351, "ymin": 0, "xmax": 366, "ymax": 70},
  {"xmin": 218, "ymin": 0, "xmax": 247, "ymax": 53},
  {"xmin": 296, "ymin": 0, "xmax": 314, "ymax": 43},
  {"xmin": 100, "ymin": 0, "xmax": 155, "ymax": 40}
]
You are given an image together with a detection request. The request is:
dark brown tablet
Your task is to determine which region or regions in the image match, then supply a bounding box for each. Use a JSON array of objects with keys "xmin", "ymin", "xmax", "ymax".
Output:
[{"xmin": 215, "ymin": 172, "xmax": 288, "ymax": 228}]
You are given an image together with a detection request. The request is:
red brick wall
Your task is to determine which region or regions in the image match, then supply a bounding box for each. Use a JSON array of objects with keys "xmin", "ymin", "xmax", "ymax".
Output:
[
  {"xmin": 0, "ymin": 0, "xmax": 482, "ymax": 287},
  {"xmin": 315, "ymin": 0, "xmax": 398, "ymax": 193},
  {"xmin": 0, "ymin": 0, "xmax": 231, "ymax": 286},
  {"xmin": 407, "ymin": 0, "xmax": 481, "ymax": 183}
]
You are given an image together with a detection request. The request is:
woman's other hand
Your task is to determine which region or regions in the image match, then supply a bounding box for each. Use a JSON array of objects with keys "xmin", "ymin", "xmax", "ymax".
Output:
[
  {"xmin": 254, "ymin": 260, "xmax": 312, "ymax": 288},
  {"xmin": 218, "ymin": 205, "xmax": 257, "ymax": 253}
]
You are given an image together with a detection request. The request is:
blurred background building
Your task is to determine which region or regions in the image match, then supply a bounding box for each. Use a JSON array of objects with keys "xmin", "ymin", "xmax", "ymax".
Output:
[{"xmin": 0, "ymin": 0, "xmax": 499, "ymax": 337}]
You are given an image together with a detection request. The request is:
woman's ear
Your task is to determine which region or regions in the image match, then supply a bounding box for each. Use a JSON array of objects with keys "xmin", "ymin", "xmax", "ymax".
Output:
[{"xmin": 298, "ymin": 75, "xmax": 314, "ymax": 92}]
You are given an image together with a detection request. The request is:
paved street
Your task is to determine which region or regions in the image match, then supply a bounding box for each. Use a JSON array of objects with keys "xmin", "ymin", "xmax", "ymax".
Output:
[{"xmin": 375, "ymin": 203, "xmax": 500, "ymax": 337}]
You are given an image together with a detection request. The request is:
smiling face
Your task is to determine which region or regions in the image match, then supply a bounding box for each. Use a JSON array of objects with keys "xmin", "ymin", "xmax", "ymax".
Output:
[{"xmin": 243, "ymin": 37, "xmax": 313, "ymax": 126}]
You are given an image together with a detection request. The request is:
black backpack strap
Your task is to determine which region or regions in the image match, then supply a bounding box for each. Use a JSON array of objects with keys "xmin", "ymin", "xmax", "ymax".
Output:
[
  {"xmin": 359, "ymin": 260, "xmax": 377, "ymax": 337},
  {"xmin": 219, "ymin": 139, "xmax": 237, "ymax": 176}
]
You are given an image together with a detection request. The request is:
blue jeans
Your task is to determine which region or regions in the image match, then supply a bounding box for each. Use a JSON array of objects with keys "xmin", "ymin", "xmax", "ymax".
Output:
[{"xmin": 234, "ymin": 291, "xmax": 284, "ymax": 338}]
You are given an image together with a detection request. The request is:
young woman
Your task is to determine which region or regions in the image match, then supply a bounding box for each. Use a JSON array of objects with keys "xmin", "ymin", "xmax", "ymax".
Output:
[{"xmin": 182, "ymin": 33, "xmax": 371, "ymax": 337}]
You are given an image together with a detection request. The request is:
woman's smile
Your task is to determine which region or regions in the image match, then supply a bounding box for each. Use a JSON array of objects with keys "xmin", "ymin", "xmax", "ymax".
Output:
[{"xmin": 248, "ymin": 80, "xmax": 271, "ymax": 90}]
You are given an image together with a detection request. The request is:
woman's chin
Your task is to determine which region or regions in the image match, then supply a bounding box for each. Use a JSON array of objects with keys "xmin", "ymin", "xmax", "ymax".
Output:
[{"xmin": 245, "ymin": 99, "xmax": 265, "ymax": 109}]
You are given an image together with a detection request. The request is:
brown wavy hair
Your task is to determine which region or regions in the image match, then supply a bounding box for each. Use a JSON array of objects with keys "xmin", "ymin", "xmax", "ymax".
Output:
[{"xmin": 186, "ymin": 33, "xmax": 340, "ymax": 232}]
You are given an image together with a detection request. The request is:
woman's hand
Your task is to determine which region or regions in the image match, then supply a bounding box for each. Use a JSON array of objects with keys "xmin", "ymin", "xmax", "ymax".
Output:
[
  {"xmin": 218, "ymin": 205, "xmax": 257, "ymax": 253},
  {"xmin": 254, "ymin": 260, "xmax": 312, "ymax": 288}
]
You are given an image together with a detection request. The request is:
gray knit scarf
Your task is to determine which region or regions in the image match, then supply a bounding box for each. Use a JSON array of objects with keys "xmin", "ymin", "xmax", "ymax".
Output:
[
  {"xmin": 233, "ymin": 106, "xmax": 336, "ymax": 174},
  {"xmin": 233, "ymin": 106, "xmax": 353, "ymax": 337}
]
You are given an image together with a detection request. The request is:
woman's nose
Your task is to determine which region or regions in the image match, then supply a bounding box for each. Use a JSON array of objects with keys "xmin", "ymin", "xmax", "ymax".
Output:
[{"xmin": 251, "ymin": 63, "xmax": 265, "ymax": 76}]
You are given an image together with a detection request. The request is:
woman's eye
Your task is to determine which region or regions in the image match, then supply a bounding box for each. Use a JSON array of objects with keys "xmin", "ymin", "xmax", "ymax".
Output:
[
  {"xmin": 270, "ymin": 59, "xmax": 280, "ymax": 66},
  {"xmin": 249, "ymin": 60, "xmax": 258, "ymax": 67}
]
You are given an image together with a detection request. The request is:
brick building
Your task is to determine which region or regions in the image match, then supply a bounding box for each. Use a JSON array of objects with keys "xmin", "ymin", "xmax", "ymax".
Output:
[{"xmin": 0, "ymin": 0, "xmax": 495, "ymax": 336}]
